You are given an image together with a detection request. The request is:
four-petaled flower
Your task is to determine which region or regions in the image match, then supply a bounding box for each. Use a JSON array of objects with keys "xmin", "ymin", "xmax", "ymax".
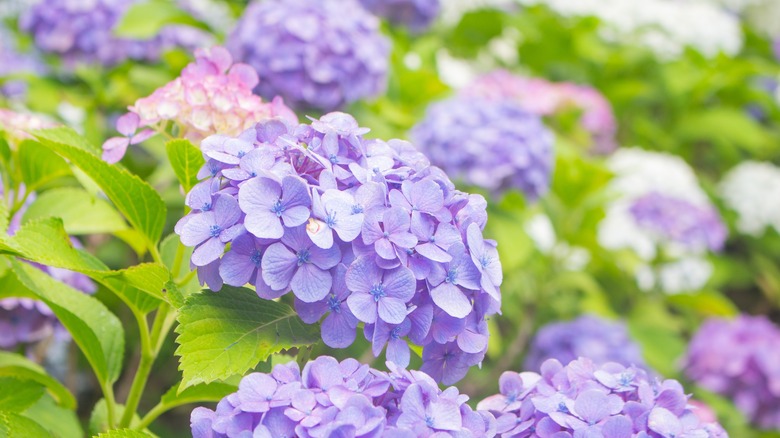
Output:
[
  {"xmin": 239, "ymin": 175, "xmax": 312, "ymax": 239},
  {"xmin": 346, "ymin": 256, "xmax": 415, "ymax": 324}
]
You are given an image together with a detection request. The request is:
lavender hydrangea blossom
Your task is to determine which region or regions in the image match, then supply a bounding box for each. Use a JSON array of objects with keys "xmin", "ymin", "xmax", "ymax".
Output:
[
  {"xmin": 175, "ymin": 112, "xmax": 503, "ymax": 383},
  {"xmin": 684, "ymin": 315, "xmax": 780, "ymax": 430},
  {"xmin": 20, "ymin": 0, "xmax": 211, "ymax": 67},
  {"xmin": 191, "ymin": 356, "xmax": 497, "ymax": 437},
  {"xmin": 524, "ymin": 315, "xmax": 647, "ymax": 372},
  {"xmin": 227, "ymin": 0, "xmax": 391, "ymax": 112},
  {"xmin": 478, "ymin": 357, "xmax": 728, "ymax": 437},
  {"xmin": 359, "ymin": 0, "xmax": 441, "ymax": 33},
  {"xmin": 410, "ymin": 97, "xmax": 554, "ymax": 200}
]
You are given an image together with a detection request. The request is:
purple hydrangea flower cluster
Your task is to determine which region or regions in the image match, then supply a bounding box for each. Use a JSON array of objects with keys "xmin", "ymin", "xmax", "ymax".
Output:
[
  {"xmin": 191, "ymin": 356, "xmax": 497, "ymax": 437},
  {"xmin": 478, "ymin": 357, "xmax": 728, "ymax": 438},
  {"xmin": 19, "ymin": 0, "xmax": 211, "ymax": 67},
  {"xmin": 359, "ymin": 0, "xmax": 441, "ymax": 33},
  {"xmin": 175, "ymin": 112, "xmax": 502, "ymax": 383},
  {"xmin": 524, "ymin": 315, "xmax": 647, "ymax": 372},
  {"xmin": 410, "ymin": 97, "xmax": 554, "ymax": 201},
  {"xmin": 684, "ymin": 315, "xmax": 780, "ymax": 430},
  {"xmin": 629, "ymin": 192, "xmax": 727, "ymax": 253},
  {"xmin": 227, "ymin": 0, "xmax": 391, "ymax": 112}
]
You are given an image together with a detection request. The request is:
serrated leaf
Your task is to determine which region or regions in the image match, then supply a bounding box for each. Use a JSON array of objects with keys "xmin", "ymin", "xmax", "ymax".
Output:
[
  {"xmin": 175, "ymin": 287, "xmax": 319, "ymax": 389},
  {"xmin": 33, "ymin": 127, "xmax": 166, "ymax": 248},
  {"xmin": 166, "ymin": 139, "xmax": 205, "ymax": 194},
  {"xmin": 11, "ymin": 261, "xmax": 125, "ymax": 385},
  {"xmin": 0, "ymin": 410, "xmax": 50, "ymax": 437},
  {"xmin": 20, "ymin": 395, "xmax": 82, "ymax": 438},
  {"xmin": 0, "ymin": 352, "xmax": 76, "ymax": 409},
  {"xmin": 22, "ymin": 187, "xmax": 128, "ymax": 235},
  {"xmin": 0, "ymin": 377, "xmax": 45, "ymax": 412},
  {"xmin": 17, "ymin": 140, "xmax": 71, "ymax": 191},
  {"xmin": 114, "ymin": 1, "xmax": 201, "ymax": 38},
  {"xmin": 96, "ymin": 429, "xmax": 153, "ymax": 438}
]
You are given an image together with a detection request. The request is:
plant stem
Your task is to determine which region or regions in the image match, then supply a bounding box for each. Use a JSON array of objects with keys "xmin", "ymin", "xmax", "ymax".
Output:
[
  {"xmin": 134, "ymin": 402, "xmax": 167, "ymax": 431},
  {"xmin": 171, "ymin": 241, "xmax": 185, "ymax": 278},
  {"xmin": 118, "ymin": 307, "xmax": 155, "ymax": 428},
  {"xmin": 148, "ymin": 243, "xmax": 164, "ymax": 266},
  {"xmin": 103, "ymin": 382, "xmax": 118, "ymax": 429}
]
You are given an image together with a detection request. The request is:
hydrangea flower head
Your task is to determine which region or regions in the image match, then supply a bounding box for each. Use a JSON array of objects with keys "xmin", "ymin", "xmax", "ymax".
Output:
[
  {"xmin": 227, "ymin": 0, "xmax": 391, "ymax": 112},
  {"xmin": 684, "ymin": 315, "xmax": 780, "ymax": 430},
  {"xmin": 478, "ymin": 357, "xmax": 728, "ymax": 437},
  {"xmin": 191, "ymin": 356, "xmax": 497, "ymax": 437},
  {"xmin": 719, "ymin": 161, "xmax": 780, "ymax": 236},
  {"xmin": 19, "ymin": 0, "xmax": 211, "ymax": 67},
  {"xmin": 464, "ymin": 70, "xmax": 617, "ymax": 153},
  {"xmin": 410, "ymin": 96, "xmax": 554, "ymax": 200},
  {"xmin": 598, "ymin": 148, "xmax": 727, "ymax": 293},
  {"xmin": 359, "ymin": 0, "xmax": 441, "ymax": 33},
  {"xmin": 524, "ymin": 315, "xmax": 647, "ymax": 372},
  {"xmin": 102, "ymin": 46, "xmax": 296, "ymax": 163},
  {"xmin": 0, "ymin": 108, "xmax": 57, "ymax": 142},
  {"xmin": 176, "ymin": 112, "xmax": 502, "ymax": 383}
]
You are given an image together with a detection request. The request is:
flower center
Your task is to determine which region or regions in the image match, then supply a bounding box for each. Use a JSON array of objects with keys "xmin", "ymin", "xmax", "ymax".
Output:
[
  {"xmin": 445, "ymin": 268, "xmax": 457, "ymax": 284},
  {"xmin": 202, "ymin": 202, "xmax": 212, "ymax": 211},
  {"xmin": 271, "ymin": 199, "xmax": 286, "ymax": 217},
  {"xmin": 327, "ymin": 294, "xmax": 341, "ymax": 313},
  {"xmin": 351, "ymin": 204, "xmax": 364, "ymax": 214},
  {"xmin": 425, "ymin": 416, "xmax": 435, "ymax": 428},
  {"xmin": 250, "ymin": 249, "xmax": 262, "ymax": 266},
  {"xmin": 329, "ymin": 154, "xmax": 338, "ymax": 164},
  {"xmin": 479, "ymin": 255, "xmax": 490, "ymax": 269},
  {"xmin": 557, "ymin": 402, "xmax": 569, "ymax": 414},
  {"xmin": 296, "ymin": 249, "xmax": 310, "ymax": 266},
  {"xmin": 390, "ymin": 326, "xmax": 403, "ymax": 339},
  {"xmin": 209, "ymin": 224, "xmax": 222, "ymax": 238},
  {"xmin": 369, "ymin": 284, "xmax": 386, "ymax": 302},
  {"xmin": 325, "ymin": 212, "xmax": 337, "ymax": 228}
]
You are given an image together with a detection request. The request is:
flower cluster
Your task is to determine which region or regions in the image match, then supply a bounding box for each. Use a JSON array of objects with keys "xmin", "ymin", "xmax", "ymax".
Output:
[
  {"xmin": 463, "ymin": 70, "xmax": 617, "ymax": 153},
  {"xmin": 19, "ymin": 0, "xmax": 211, "ymax": 67},
  {"xmin": 478, "ymin": 357, "xmax": 728, "ymax": 437},
  {"xmin": 227, "ymin": 0, "xmax": 391, "ymax": 112},
  {"xmin": 719, "ymin": 161, "xmax": 780, "ymax": 236},
  {"xmin": 176, "ymin": 112, "xmax": 502, "ymax": 383},
  {"xmin": 102, "ymin": 47, "xmax": 296, "ymax": 163},
  {"xmin": 684, "ymin": 315, "xmax": 780, "ymax": 430},
  {"xmin": 410, "ymin": 96, "xmax": 554, "ymax": 200},
  {"xmin": 517, "ymin": 0, "xmax": 743, "ymax": 59},
  {"xmin": 191, "ymin": 356, "xmax": 497, "ymax": 437},
  {"xmin": 524, "ymin": 315, "xmax": 647, "ymax": 372},
  {"xmin": 359, "ymin": 0, "xmax": 441, "ymax": 33},
  {"xmin": 0, "ymin": 108, "xmax": 57, "ymax": 142},
  {"xmin": 598, "ymin": 148, "xmax": 727, "ymax": 293}
]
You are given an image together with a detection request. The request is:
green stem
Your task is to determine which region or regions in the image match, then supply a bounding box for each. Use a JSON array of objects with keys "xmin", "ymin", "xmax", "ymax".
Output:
[
  {"xmin": 171, "ymin": 241, "xmax": 185, "ymax": 278},
  {"xmin": 176, "ymin": 269, "xmax": 197, "ymax": 287},
  {"xmin": 118, "ymin": 308, "xmax": 154, "ymax": 428},
  {"xmin": 134, "ymin": 401, "xmax": 167, "ymax": 431},
  {"xmin": 148, "ymin": 243, "xmax": 164, "ymax": 266},
  {"xmin": 102, "ymin": 383, "xmax": 118, "ymax": 429}
]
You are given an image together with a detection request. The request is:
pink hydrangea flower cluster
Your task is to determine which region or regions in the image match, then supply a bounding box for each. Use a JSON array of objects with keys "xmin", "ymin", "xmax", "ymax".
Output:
[
  {"xmin": 102, "ymin": 46, "xmax": 297, "ymax": 163},
  {"xmin": 0, "ymin": 108, "xmax": 57, "ymax": 141},
  {"xmin": 464, "ymin": 70, "xmax": 617, "ymax": 153}
]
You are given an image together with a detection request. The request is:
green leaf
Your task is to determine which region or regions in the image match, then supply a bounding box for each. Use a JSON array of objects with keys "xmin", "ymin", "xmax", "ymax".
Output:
[
  {"xmin": 88, "ymin": 400, "xmax": 144, "ymax": 436},
  {"xmin": 175, "ymin": 286, "xmax": 319, "ymax": 389},
  {"xmin": 166, "ymin": 139, "xmax": 205, "ymax": 194},
  {"xmin": 0, "ymin": 410, "xmax": 51, "ymax": 437},
  {"xmin": 11, "ymin": 261, "xmax": 125, "ymax": 385},
  {"xmin": 114, "ymin": 1, "xmax": 201, "ymax": 38},
  {"xmin": 0, "ymin": 352, "xmax": 76, "ymax": 409},
  {"xmin": 96, "ymin": 430, "xmax": 153, "ymax": 438},
  {"xmin": 0, "ymin": 377, "xmax": 45, "ymax": 412},
  {"xmin": 21, "ymin": 187, "xmax": 128, "ymax": 235},
  {"xmin": 17, "ymin": 140, "xmax": 71, "ymax": 191},
  {"xmin": 33, "ymin": 127, "xmax": 167, "ymax": 248},
  {"xmin": 20, "ymin": 395, "xmax": 82, "ymax": 438}
]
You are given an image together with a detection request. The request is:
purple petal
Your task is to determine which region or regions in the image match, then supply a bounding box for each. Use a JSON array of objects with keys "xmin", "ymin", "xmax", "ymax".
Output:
[
  {"xmin": 281, "ymin": 176, "xmax": 312, "ymax": 209},
  {"xmin": 387, "ymin": 338, "xmax": 410, "ymax": 368},
  {"xmin": 382, "ymin": 266, "xmax": 416, "ymax": 301},
  {"xmin": 219, "ymin": 251, "xmax": 255, "ymax": 286},
  {"xmin": 345, "ymin": 256, "xmax": 382, "ymax": 293},
  {"xmin": 388, "ymin": 231, "xmax": 418, "ymax": 249},
  {"xmin": 383, "ymin": 207, "xmax": 410, "ymax": 235},
  {"xmin": 245, "ymin": 210, "xmax": 284, "ymax": 240},
  {"xmin": 290, "ymin": 264, "xmax": 331, "ymax": 303},
  {"xmin": 181, "ymin": 212, "xmax": 215, "ymax": 246},
  {"xmin": 294, "ymin": 298, "xmax": 328, "ymax": 324},
  {"xmin": 102, "ymin": 137, "xmax": 130, "ymax": 163},
  {"xmin": 574, "ymin": 390, "xmax": 616, "ymax": 424},
  {"xmin": 281, "ymin": 205, "xmax": 311, "ymax": 228},
  {"xmin": 321, "ymin": 312, "xmax": 358, "ymax": 348},
  {"xmin": 308, "ymin": 245, "xmax": 341, "ymax": 270},
  {"xmin": 431, "ymin": 283, "xmax": 471, "ymax": 318},
  {"xmin": 116, "ymin": 112, "xmax": 140, "ymax": 137},
  {"xmin": 261, "ymin": 243, "xmax": 297, "ymax": 291},
  {"xmin": 346, "ymin": 293, "xmax": 378, "ymax": 324},
  {"xmin": 378, "ymin": 297, "xmax": 408, "ymax": 324},
  {"xmin": 648, "ymin": 407, "xmax": 682, "ymax": 437},
  {"xmin": 191, "ymin": 237, "xmax": 225, "ymax": 267}
]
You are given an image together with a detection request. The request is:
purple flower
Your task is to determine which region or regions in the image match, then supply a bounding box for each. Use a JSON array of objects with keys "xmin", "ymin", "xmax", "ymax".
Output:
[
  {"xmin": 307, "ymin": 189, "xmax": 364, "ymax": 249},
  {"xmin": 524, "ymin": 315, "xmax": 648, "ymax": 372},
  {"xmin": 227, "ymin": 0, "xmax": 390, "ymax": 112},
  {"xmin": 359, "ymin": 0, "xmax": 440, "ymax": 33},
  {"xmin": 177, "ymin": 194, "xmax": 244, "ymax": 266},
  {"xmin": 345, "ymin": 256, "xmax": 415, "ymax": 325},
  {"xmin": 411, "ymin": 96, "xmax": 555, "ymax": 200},
  {"xmin": 684, "ymin": 315, "xmax": 780, "ymax": 430},
  {"xmin": 362, "ymin": 207, "xmax": 419, "ymax": 261},
  {"xmin": 261, "ymin": 226, "xmax": 341, "ymax": 302},
  {"xmin": 295, "ymin": 265, "xmax": 359, "ymax": 348},
  {"xmin": 239, "ymin": 175, "xmax": 312, "ymax": 240},
  {"xmin": 420, "ymin": 340, "xmax": 479, "ymax": 385},
  {"xmin": 371, "ymin": 319, "xmax": 412, "ymax": 367},
  {"xmin": 102, "ymin": 113, "xmax": 156, "ymax": 165},
  {"xmin": 428, "ymin": 243, "xmax": 481, "ymax": 318},
  {"xmin": 397, "ymin": 380, "xmax": 462, "ymax": 432}
]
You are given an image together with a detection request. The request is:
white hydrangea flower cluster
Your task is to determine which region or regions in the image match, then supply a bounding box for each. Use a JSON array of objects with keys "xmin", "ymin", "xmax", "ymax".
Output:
[
  {"xmin": 696, "ymin": 0, "xmax": 780, "ymax": 38},
  {"xmin": 518, "ymin": 0, "xmax": 743, "ymax": 59},
  {"xmin": 598, "ymin": 148, "xmax": 724, "ymax": 294},
  {"xmin": 719, "ymin": 161, "xmax": 780, "ymax": 236},
  {"xmin": 525, "ymin": 214, "xmax": 591, "ymax": 271}
]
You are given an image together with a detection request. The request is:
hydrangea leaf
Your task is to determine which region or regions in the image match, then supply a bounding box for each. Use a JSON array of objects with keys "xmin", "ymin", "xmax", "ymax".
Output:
[
  {"xmin": 20, "ymin": 395, "xmax": 83, "ymax": 438},
  {"xmin": 0, "ymin": 377, "xmax": 45, "ymax": 413},
  {"xmin": 21, "ymin": 187, "xmax": 129, "ymax": 235},
  {"xmin": 17, "ymin": 140, "xmax": 71, "ymax": 192},
  {"xmin": 10, "ymin": 260, "xmax": 125, "ymax": 386},
  {"xmin": 175, "ymin": 286, "xmax": 319, "ymax": 390},
  {"xmin": 0, "ymin": 410, "xmax": 50, "ymax": 436},
  {"xmin": 32, "ymin": 126, "xmax": 167, "ymax": 248},
  {"xmin": 0, "ymin": 352, "xmax": 76, "ymax": 410},
  {"xmin": 166, "ymin": 139, "xmax": 205, "ymax": 194},
  {"xmin": 95, "ymin": 429, "xmax": 154, "ymax": 438}
]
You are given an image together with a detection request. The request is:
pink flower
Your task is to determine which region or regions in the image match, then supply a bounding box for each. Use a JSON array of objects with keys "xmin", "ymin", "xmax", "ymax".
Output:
[{"xmin": 0, "ymin": 109, "xmax": 57, "ymax": 142}]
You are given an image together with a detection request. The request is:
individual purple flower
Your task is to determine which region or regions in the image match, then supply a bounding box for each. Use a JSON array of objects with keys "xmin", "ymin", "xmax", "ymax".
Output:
[
  {"xmin": 524, "ymin": 315, "xmax": 648, "ymax": 372},
  {"xmin": 345, "ymin": 256, "xmax": 415, "ymax": 325},
  {"xmin": 238, "ymin": 175, "xmax": 312, "ymax": 240},
  {"xmin": 684, "ymin": 315, "xmax": 780, "ymax": 430},
  {"xmin": 101, "ymin": 113, "xmax": 155, "ymax": 164},
  {"xmin": 307, "ymin": 189, "xmax": 364, "ymax": 249},
  {"xmin": 177, "ymin": 193, "xmax": 244, "ymax": 266},
  {"xmin": 411, "ymin": 96, "xmax": 554, "ymax": 200},
  {"xmin": 362, "ymin": 207, "xmax": 418, "ymax": 261},
  {"xmin": 420, "ymin": 340, "xmax": 480, "ymax": 385},
  {"xmin": 428, "ymin": 243, "xmax": 481, "ymax": 318},
  {"xmin": 370, "ymin": 319, "xmax": 412, "ymax": 367},
  {"xmin": 295, "ymin": 265, "xmax": 359, "ymax": 348},
  {"xmin": 477, "ymin": 358, "xmax": 728, "ymax": 438},
  {"xmin": 261, "ymin": 225, "xmax": 341, "ymax": 302},
  {"xmin": 227, "ymin": 0, "xmax": 391, "ymax": 112},
  {"xmin": 359, "ymin": 0, "xmax": 440, "ymax": 33}
]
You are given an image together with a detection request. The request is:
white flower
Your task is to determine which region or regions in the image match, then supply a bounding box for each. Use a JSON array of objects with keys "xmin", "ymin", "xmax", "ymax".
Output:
[{"xmin": 719, "ymin": 161, "xmax": 780, "ymax": 236}]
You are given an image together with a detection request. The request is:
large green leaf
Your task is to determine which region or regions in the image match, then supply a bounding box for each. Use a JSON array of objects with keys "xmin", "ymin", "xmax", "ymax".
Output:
[
  {"xmin": 11, "ymin": 261, "xmax": 125, "ymax": 386},
  {"xmin": 96, "ymin": 430, "xmax": 154, "ymax": 438},
  {"xmin": 114, "ymin": 1, "xmax": 202, "ymax": 38},
  {"xmin": 0, "ymin": 377, "xmax": 45, "ymax": 413},
  {"xmin": 22, "ymin": 187, "xmax": 128, "ymax": 235},
  {"xmin": 166, "ymin": 139, "xmax": 205, "ymax": 194},
  {"xmin": 20, "ymin": 395, "xmax": 82, "ymax": 438},
  {"xmin": 175, "ymin": 286, "xmax": 319, "ymax": 389},
  {"xmin": 0, "ymin": 410, "xmax": 51, "ymax": 437},
  {"xmin": 33, "ymin": 127, "xmax": 167, "ymax": 248},
  {"xmin": 0, "ymin": 352, "xmax": 76, "ymax": 409},
  {"xmin": 17, "ymin": 140, "xmax": 71, "ymax": 191}
]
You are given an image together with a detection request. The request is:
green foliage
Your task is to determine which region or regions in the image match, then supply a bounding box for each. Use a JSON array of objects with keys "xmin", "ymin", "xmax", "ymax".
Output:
[
  {"xmin": 21, "ymin": 187, "xmax": 129, "ymax": 235},
  {"xmin": 20, "ymin": 395, "xmax": 83, "ymax": 438},
  {"xmin": 175, "ymin": 286, "xmax": 319, "ymax": 389},
  {"xmin": 166, "ymin": 139, "xmax": 205, "ymax": 194},
  {"xmin": 0, "ymin": 411, "xmax": 51, "ymax": 437},
  {"xmin": 0, "ymin": 352, "xmax": 76, "ymax": 409},
  {"xmin": 17, "ymin": 140, "xmax": 71, "ymax": 192},
  {"xmin": 0, "ymin": 377, "xmax": 45, "ymax": 413},
  {"xmin": 114, "ymin": 1, "xmax": 202, "ymax": 38}
]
